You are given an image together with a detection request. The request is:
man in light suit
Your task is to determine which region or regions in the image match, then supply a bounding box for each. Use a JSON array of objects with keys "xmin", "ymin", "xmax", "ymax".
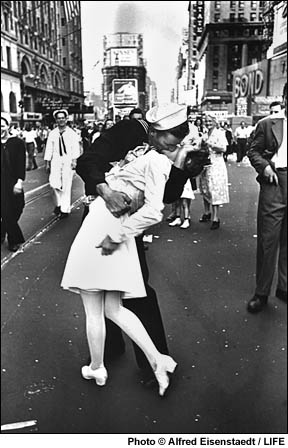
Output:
[{"xmin": 247, "ymin": 83, "xmax": 287, "ymax": 313}]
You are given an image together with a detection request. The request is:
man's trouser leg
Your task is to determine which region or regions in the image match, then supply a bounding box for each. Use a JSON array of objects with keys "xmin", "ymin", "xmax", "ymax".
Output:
[
  {"xmin": 277, "ymin": 171, "xmax": 287, "ymax": 293},
  {"xmin": 123, "ymin": 236, "xmax": 169, "ymax": 371},
  {"xmin": 256, "ymin": 176, "xmax": 287, "ymax": 297},
  {"xmin": 2, "ymin": 192, "xmax": 25, "ymax": 246}
]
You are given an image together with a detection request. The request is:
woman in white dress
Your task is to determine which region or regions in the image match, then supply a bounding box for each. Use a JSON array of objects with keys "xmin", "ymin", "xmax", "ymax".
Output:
[
  {"xmin": 61, "ymin": 104, "xmax": 190, "ymax": 396},
  {"xmin": 199, "ymin": 115, "xmax": 229, "ymax": 230}
]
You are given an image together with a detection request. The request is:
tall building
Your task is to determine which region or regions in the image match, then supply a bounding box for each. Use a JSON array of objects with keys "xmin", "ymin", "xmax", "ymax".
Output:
[
  {"xmin": 176, "ymin": 28, "xmax": 189, "ymax": 105},
  {"xmin": 194, "ymin": 0, "xmax": 267, "ymax": 115},
  {"xmin": 102, "ymin": 32, "xmax": 147, "ymax": 118},
  {"xmin": 264, "ymin": 1, "xmax": 287, "ymax": 96},
  {"xmin": 1, "ymin": 1, "xmax": 84, "ymax": 126},
  {"xmin": 231, "ymin": 0, "xmax": 286, "ymax": 121},
  {"xmin": 187, "ymin": 0, "xmax": 204, "ymax": 107}
]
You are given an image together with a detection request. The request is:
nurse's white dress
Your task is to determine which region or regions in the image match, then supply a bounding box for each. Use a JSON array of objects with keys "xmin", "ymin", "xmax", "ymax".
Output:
[{"xmin": 61, "ymin": 150, "xmax": 172, "ymax": 299}]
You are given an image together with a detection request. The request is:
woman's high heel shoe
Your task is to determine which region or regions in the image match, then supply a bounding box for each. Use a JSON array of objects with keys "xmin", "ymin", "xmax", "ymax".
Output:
[
  {"xmin": 81, "ymin": 365, "xmax": 108, "ymax": 386},
  {"xmin": 153, "ymin": 355, "xmax": 177, "ymax": 397}
]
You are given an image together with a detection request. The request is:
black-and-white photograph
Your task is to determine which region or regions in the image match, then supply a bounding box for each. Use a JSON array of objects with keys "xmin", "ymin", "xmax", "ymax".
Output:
[{"xmin": 1, "ymin": 0, "xmax": 287, "ymax": 443}]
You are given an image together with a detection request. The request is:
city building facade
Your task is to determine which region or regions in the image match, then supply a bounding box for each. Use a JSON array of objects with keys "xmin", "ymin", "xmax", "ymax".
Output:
[
  {"xmin": 231, "ymin": 0, "xmax": 287, "ymax": 122},
  {"xmin": 1, "ymin": 1, "xmax": 84, "ymax": 127},
  {"xmin": 102, "ymin": 32, "xmax": 148, "ymax": 119},
  {"xmin": 191, "ymin": 0, "xmax": 268, "ymax": 119}
]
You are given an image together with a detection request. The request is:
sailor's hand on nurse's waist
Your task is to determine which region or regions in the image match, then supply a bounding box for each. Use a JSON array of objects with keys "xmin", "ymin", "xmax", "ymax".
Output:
[
  {"xmin": 263, "ymin": 165, "xmax": 278, "ymax": 186},
  {"xmin": 96, "ymin": 183, "xmax": 131, "ymax": 217},
  {"xmin": 96, "ymin": 235, "xmax": 119, "ymax": 255},
  {"xmin": 105, "ymin": 190, "xmax": 132, "ymax": 217}
]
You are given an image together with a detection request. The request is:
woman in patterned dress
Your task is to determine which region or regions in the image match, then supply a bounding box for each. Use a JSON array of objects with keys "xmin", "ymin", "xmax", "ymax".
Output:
[{"xmin": 199, "ymin": 115, "xmax": 229, "ymax": 230}]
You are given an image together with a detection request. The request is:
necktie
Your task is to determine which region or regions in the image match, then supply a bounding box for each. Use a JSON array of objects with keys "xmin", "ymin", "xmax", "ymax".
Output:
[{"xmin": 59, "ymin": 133, "xmax": 67, "ymax": 156}]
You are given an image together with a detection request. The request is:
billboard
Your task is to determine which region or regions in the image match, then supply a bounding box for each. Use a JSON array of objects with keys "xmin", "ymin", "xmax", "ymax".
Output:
[
  {"xmin": 113, "ymin": 79, "xmax": 138, "ymax": 105},
  {"xmin": 108, "ymin": 48, "xmax": 138, "ymax": 66}
]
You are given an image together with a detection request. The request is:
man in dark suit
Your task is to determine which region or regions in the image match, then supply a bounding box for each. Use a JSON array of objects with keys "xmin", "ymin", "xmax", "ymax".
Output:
[
  {"xmin": 1, "ymin": 113, "xmax": 26, "ymax": 252},
  {"xmin": 76, "ymin": 104, "xmax": 192, "ymax": 382},
  {"xmin": 247, "ymin": 83, "xmax": 287, "ymax": 313}
]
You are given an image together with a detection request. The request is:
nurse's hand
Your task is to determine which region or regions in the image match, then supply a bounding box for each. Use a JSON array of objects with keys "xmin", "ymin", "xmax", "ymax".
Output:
[{"xmin": 96, "ymin": 235, "xmax": 119, "ymax": 255}]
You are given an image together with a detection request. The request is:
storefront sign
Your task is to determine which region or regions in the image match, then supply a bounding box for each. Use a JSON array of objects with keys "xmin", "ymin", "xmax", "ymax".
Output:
[
  {"xmin": 236, "ymin": 98, "xmax": 248, "ymax": 116},
  {"xmin": 23, "ymin": 112, "xmax": 43, "ymax": 121}
]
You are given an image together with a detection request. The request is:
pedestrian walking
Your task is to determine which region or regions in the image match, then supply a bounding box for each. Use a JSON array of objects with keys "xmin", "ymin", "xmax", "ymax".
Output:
[
  {"xmin": 234, "ymin": 121, "xmax": 249, "ymax": 163},
  {"xmin": 1, "ymin": 113, "xmax": 26, "ymax": 252},
  {"xmin": 22, "ymin": 124, "xmax": 38, "ymax": 170},
  {"xmin": 168, "ymin": 179, "xmax": 195, "ymax": 229},
  {"xmin": 246, "ymin": 83, "xmax": 287, "ymax": 313},
  {"xmin": 199, "ymin": 115, "xmax": 229, "ymax": 230},
  {"xmin": 44, "ymin": 109, "xmax": 81, "ymax": 219},
  {"xmin": 62, "ymin": 103, "xmax": 191, "ymax": 395},
  {"xmin": 223, "ymin": 122, "xmax": 233, "ymax": 162},
  {"xmin": 76, "ymin": 103, "xmax": 193, "ymax": 385}
]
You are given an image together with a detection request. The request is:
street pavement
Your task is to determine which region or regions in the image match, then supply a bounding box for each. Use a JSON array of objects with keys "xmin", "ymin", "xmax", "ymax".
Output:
[{"xmin": 1, "ymin": 155, "xmax": 287, "ymax": 435}]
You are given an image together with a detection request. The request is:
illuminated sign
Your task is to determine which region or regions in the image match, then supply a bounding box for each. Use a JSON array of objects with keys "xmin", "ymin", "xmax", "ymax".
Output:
[
  {"xmin": 113, "ymin": 79, "xmax": 138, "ymax": 105},
  {"xmin": 233, "ymin": 60, "xmax": 268, "ymax": 99},
  {"xmin": 108, "ymin": 48, "xmax": 138, "ymax": 66}
]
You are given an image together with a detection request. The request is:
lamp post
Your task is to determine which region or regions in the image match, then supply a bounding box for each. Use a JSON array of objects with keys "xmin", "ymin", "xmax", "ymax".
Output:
[{"xmin": 18, "ymin": 100, "xmax": 24, "ymax": 129}]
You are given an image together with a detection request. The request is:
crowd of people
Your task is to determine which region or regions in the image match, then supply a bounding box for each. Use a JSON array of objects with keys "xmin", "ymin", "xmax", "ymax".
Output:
[{"xmin": 1, "ymin": 84, "xmax": 286, "ymax": 398}]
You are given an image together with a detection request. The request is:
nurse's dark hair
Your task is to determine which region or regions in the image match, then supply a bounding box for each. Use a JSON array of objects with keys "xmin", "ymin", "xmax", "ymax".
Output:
[{"xmin": 155, "ymin": 121, "xmax": 189, "ymax": 140}]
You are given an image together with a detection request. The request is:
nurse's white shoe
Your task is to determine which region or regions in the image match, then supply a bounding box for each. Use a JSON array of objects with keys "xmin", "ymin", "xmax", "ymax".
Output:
[{"xmin": 81, "ymin": 365, "xmax": 108, "ymax": 386}]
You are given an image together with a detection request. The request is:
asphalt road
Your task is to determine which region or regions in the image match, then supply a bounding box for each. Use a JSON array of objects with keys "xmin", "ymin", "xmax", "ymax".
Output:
[{"xmin": 1, "ymin": 155, "xmax": 287, "ymax": 436}]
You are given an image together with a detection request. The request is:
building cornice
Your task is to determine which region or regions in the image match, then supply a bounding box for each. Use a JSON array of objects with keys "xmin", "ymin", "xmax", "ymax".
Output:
[
  {"xmin": 198, "ymin": 21, "xmax": 265, "ymax": 52},
  {"xmin": 1, "ymin": 67, "xmax": 22, "ymax": 79}
]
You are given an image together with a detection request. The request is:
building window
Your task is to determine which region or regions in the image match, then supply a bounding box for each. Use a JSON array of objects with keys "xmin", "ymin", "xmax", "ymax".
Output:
[
  {"xmin": 250, "ymin": 13, "xmax": 257, "ymax": 21},
  {"xmin": 61, "ymin": 17, "xmax": 65, "ymax": 26},
  {"xmin": 214, "ymin": 1, "xmax": 221, "ymax": 9},
  {"xmin": 230, "ymin": 1, "xmax": 236, "ymax": 8},
  {"xmin": 227, "ymin": 73, "xmax": 233, "ymax": 91},
  {"xmin": 62, "ymin": 38, "xmax": 66, "ymax": 46},
  {"xmin": 63, "ymin": 57, "xmax": 66, "ymax": 66},
  {"xmin": 238, "ymin": 1, "xmax": 245, "ymax": 9},
  {"xmin": 214, "ymin": 13, "xmax": 220, "ymax": 23},
  {"xmin": 6, "ymin": 47, "xmax": 11, "ymax": 70},
  {"xmin": 238, "ymin": 12, "xmax": 245, "ymax": 21},
  {"xmin": 251, "ymin": 1, "xmax": 257, "ymax": 8},
  {"xmin": 230, "ymin": 13, "xmax": 236, "ymax": 21},
  {"xmin": 212, "ymin": 70, "xmax": 218, "ymax": 90},
  {"xmin": 4, "ymin": 13, "xmax": 9, "ymax": 31},
  {"xmin": 9, "ymin": 92, "xmax": 17, "ymax": 113}
]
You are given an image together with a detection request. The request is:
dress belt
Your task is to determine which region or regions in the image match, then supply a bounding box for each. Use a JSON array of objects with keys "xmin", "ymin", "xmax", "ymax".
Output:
[{"xmin": 277, "ymin": 167, "xmax": 287, "ymax": 172}]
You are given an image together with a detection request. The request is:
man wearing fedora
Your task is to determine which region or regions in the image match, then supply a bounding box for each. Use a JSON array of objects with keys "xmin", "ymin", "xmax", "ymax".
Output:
[
  {"xmin": 247, "ymin": 83, "xmax": 287, "ymax": 313},
  {"xmin": 44, "ymin": 109, "xmax": 81, "ymax": 218},
  {"xmin": 1, "ymin": 112, "xmax": 26, "ymax": 252},
  {"xmin": 76, "ymin": 103, "xmax": 195, "ymax": 384}
]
